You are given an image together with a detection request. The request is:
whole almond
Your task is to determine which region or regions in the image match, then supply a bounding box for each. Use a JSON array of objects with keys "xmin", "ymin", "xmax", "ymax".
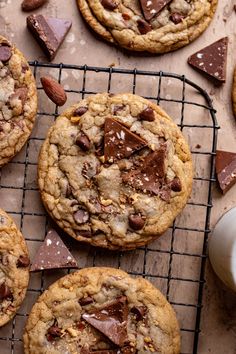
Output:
[
  {"xmin": 40, "ymin": 76, "xmax": 67, "ymax": 106},
  {"xmin": 21, "ymin": 0, "xmax": 47, "ymax": 11}
]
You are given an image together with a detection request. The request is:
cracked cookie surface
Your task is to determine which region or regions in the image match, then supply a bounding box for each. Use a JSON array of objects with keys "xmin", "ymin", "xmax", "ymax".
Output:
[
  {"xmin": 38, "ymin": 93, "xmax": 193, "ymax": 250},
  {"xmin": 77, "ymin": 0, "xmax": 217, "ymax": 53},
  {"xmin": 23, "ymin": 267, "xmax": 180, "ymax": 354},
  {"xmin": 232, "ymin": 67, "xmax": 236, "ymax": 119},
  {"xmin": 0, "ymin": 208, "xmax": 30, "ymax": 327},
  {"xmin": 0, "ymin": 35, "xmax": 37, "ymax": 167}
]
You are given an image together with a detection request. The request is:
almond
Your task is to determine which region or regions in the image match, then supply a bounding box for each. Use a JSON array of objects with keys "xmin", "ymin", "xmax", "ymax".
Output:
[
  {"xmin": 40, "ymin": 76, "xmax": 67, "ymax": 106},
  {"xmin": 21, "ymin": 0, "xmax": 47, "ymax": 11}
]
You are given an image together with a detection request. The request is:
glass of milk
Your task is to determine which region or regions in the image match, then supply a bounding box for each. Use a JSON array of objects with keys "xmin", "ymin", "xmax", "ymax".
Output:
[{"xmin": 209, "ymin": 207, "xmax": 236, "ymax": 292}]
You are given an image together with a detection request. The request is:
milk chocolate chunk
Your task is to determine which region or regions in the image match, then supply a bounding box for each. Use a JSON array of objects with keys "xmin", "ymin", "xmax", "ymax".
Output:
[
  {"xmin": 76, "ymin": 133, "xmax": 91, "ymax": 151},
  {"xmin": 138, "ymin": 107, "xmax": 155, "ymax": 121},
  {"xmin": 74, "ymin": 209, "xmax": 90, "ymax": 224},
  {"xmin": 12, "ymin": 88, "xmax": 28, "ymax": 107},
  {"xmin": 122, "ymin": 146, "xmax": 167, "ymax": 195},
  {"xmin": 216, "ymin": 150, "xmax": 236, "ymax": 194},
  {"xmin": 137, "ymin": 19, "xmax": 152, "ymax": 34},
  {"xmin": 79, "ymin": 296, "xmax": 94, "ymax": 306},
  {"xmin": 128, "ymin": 214, "xmax": 146, "ymax": 230},
  {"xmin": 82, "ymin": 296, "xmax": 128, "ymax": 346},
  {"xmin": 188, "ymin": 37, "xmax": 228, "ymax": 83},
  {"xmin": 104, "ymin": 118, "xmax": 147, "ymax": 163},
  {"xmin": 27, "ymin": 14, "xmax": 72, "ymax": 60},
  {"xmin": 30, "ymin": 229, "xmax": 78, "ymax": 272},
  {"xmin": 46, "ymin": 323, "xmax": 62, "ymax": 341},
  {"xmin": 0, "ymin": 44, "xmax": 12, "ymax": 62},
  {"xmin": 170, "ymin": 12, "xmax": 185, "ymax": 24},
  {"xmin": 170, "ymin": 177, "xmax": 182, "ymax": 192},
  {"xmin": 17, "ymin": 255, "xmax": 30, "ymax": 267},
  {"xmin": 101, "ymin": 0, "xmax": 118, "ymax": 10},
  {"xmin": 131, "ymin": 305, "xmax": 147, "ymax": 321},
  {"xmin": 74, "ymin": 107, "xmax": 88, "ymax": 116},
  {"xmin": 0, "ymin": 283, "xmax": 12, "ymax": 300},
  {"xmin": 140, "ymin": 0, "xmax": 173, "ymax": 21}
]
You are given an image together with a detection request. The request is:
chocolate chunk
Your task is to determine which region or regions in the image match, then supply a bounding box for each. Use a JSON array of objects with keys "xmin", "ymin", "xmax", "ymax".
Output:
[
  {"xmin": 74, "ymin": 209, "xmax": 89, "ymax": 224},
  {"xmin": 113, "ymin": 104, "xmax": 125, "ymax": 115},
  {"xmin": 79, "ymin": 296, "xmax": 94, "ymax": 306},
  {"xmin": 170, "ymin": 177, "xmax": 182, "ymax": 192},
  {"xmin": 104, "ymin": 118, "xmax": 147, "ymax": 163},
  {"xmin": 74, "ymin": 106, "xmax": 88, "ymax": 116},
  {"xmin": 46, "ymin": 323, "xmax": 62, "ymax": 341},
  {"xmin": 77, "ymin": 230, "xmax": 92, "ymax": 238},
  {"xmin": 128, "ymin": 214, "xmax": 146, "ymax": 230},
  {"xmin": 27, "ymin": 14, "xmax": 72, "ymax": 60},
  {"xmin": 11, "ymin": 88, "xmax": 28, "ymax": 107},
  {"xmin": 77, "ymin": 321, "xmax": 86, "ymax": 331},
  {"xmin": 76, "ymin": 133, "xmax": 91, "ymax": 152},
  {"xmin": 101, "ymin": 0, "xmax": 118, "ymax": 10},
  {"xmin": 216, "ymin": 150, "xmax": 236, "ymax": 194},
  {"xmin": 188, "ymin": 37, "xmax": 228, "ymax": 84},
  {"xmin": 82, "ymin": 296, "xmax": 128, "ymax": 347},
  {"xmin": 17, "ymin": 255, "xmax": 30, "ymax": 267},
  {"xmin": 0, "ymin": 283, "xmax": 12, "ymax": 300},
  {"xmin": 137, "ymin": 19, "xmax": 152, "ymax": 34},
  {"xmin": 170, "ymin": 12, "xmax": 185, "ymax": 24},
  {"xmin": 140, "ymin": 0, "xmax": 173, "ymax": 21},
  {"xmin": 0, "ymin": 44, "xmax": 12, "ymax": 62},
  {"xmin": 122, "ymin": 13, "xmax": 131, "ymax": 21},
  {"xmin": 138, "ymin": 107, "xmax": 155, "ymax": 121},
  {"xmin": 95, "ymin": 138, "xmax": 104, "ymax": 157},
  {"xmin": 131, "ymin": 306, "xmax": 147, "ymax": 321},
  {"xmin": 30, "ymin": 229, "xmax": 78, "ymax": 272},
  {"xmin": 159, "ymin": 188, "xmax": 171, "ymax": 202},
  {"xmin": 122, "ymin": 146, "xmax": 167, "ymax": 195}
]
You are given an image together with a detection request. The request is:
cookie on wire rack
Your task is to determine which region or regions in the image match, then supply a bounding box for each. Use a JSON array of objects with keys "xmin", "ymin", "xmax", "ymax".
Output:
[
  {"xmin": 0, "ymin": 208, "xmax": 30, "ymax": 327},
  {"xmin": 23, "ymin": 267, "xmax": 180, "ymax": 353},
  {"xmin": 38, "ymin": 93, "xmax": 193, "ymax": 250},
  {"xmin": 77, "ymin": 0, "xmax": 218, "ymax": 53},
  {"xmin": 0, "ymin": 35, "xmax": 37, "ymax": 167}
]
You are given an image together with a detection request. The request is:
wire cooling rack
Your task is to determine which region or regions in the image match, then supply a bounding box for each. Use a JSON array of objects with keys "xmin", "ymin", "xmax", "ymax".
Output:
[{"xmin": 0, "ymin": 62, "xmax": 219, "ymax": 354}]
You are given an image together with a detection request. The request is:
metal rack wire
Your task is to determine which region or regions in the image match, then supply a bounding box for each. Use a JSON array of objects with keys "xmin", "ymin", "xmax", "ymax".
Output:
[{"xmin": 0, "ymin": 62, "xmax": 219, "ymax": 354}]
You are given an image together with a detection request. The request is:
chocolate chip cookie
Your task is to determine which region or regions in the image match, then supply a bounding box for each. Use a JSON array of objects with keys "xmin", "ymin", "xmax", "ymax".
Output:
[
  {"xmin": 0, "ymin": 208, "xmax": 30, "ymax": 327},
  {"xmin": 38, "ymin": 93, "xmax": 193, "ymax": 250},
  {"xmin": 232, "ymin": 66, "xmax": 236, "ymax": 119},
  {"xmin": 0, "ymin": 35, "xmax": 37, "ymax": 167},
  {"xmin": 23, "ymin": 267, "xmax": 180, "ymax": 354},
  {"xmin": 77, "ymin": 0, "xmax": 217, "ymax": 53}
]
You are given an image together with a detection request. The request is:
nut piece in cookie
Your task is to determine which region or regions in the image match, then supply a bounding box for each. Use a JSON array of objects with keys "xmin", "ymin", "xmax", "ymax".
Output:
[
  {"xmin": 27, "ymin": 14, "xmax": 72, "ymax": 60},
  {"xmin": 188, "ymin": 37, "xmax": 228, "ymax": 84},
  {"xmin": 215, "ymin": 150, "xmax": 236, "ymax": 194},
  {"xmin": 30, "ymin": 229, "xmax": 78, "ymax": 271}
]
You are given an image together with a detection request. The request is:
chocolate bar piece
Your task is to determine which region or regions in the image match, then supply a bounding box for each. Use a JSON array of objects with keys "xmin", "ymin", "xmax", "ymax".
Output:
[
  {"xmin": 140, "ymin": 0, "xmax": 173, "ymax": 21},
  {"xmin": 27, "ymin": 14, "xmax": 72, "ymax": 60},
  {"xmin": 216, "ymin": 150, "xmax": 236, "ymax": 194},
  {"xmin": 188, "ymin": 37, "xmax": 228, "ymax": 84},
  {"xmin": 30, "ymin": 229, "xmax": 78, "ymax": 271}
]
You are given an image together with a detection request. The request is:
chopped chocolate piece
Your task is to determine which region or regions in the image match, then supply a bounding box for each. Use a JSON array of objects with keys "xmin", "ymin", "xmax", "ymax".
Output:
[
  {"xmin": 77, "ymin": 321, "xmax": 86, "ymax": 331},
  {"xmin": 138, "ymin": 107, "xmax": 155, "ymax": 121},
  {"xmin": 74, "ymin": 106, "xmax": 88, "ymax": 116},
  {"xmin": 159, "ymin": 188, "xmax": 171, "ymax": 202},
  {"xmin": 113, "ymin": 104, "xmax": 125, "ymax": 115},
  {"xmin": 188, "ymin": 37, "xmax": 228, "ymax": 84},
  {"xmin": 46, "ymin": 323, "xmax": 62, "ymax": 341},
  {"xmin": 79, "ymin": 296, "xmax": 94, "ymax": 306},
  {"xmin": 137, "ymin": 19, "xmax": 152, "ymax": 34},
  {"xmin": 82, "ymin": 296, "xmax": 128, "ymax": 347},
  {"xmin": 122, "ymin": 146, "xmax": 167, "ymax": 195},
  {"xmin": 77, "ymin": 230, "xmax": 92, "ymax": 238},
  {"xmin": 170, "ymin": 12, "xmax": 185, "ymax": 24},
  {"xmin": 27, "ymin": 14, "xmax": 72, "ymax": 61},
  {"xmin": 0, "ymin": 283, "xmax": 12, "ymax": 300},
  {"xmin": 12, "ymin": 88, "xmax": 28, "ymax": 107},
  {"xmin": 140, "ymin": 0, "xmax": 173, "ymax": 21},
  {"xmin": 74, "ymin": 210, "xmax": 90, "ymax": 224},
  {"xmin": 128, "ymin": 213, "xmax": 146, "ymax": 230},
  {"xmin": 95, "ymin": 138, "xmax": 104, "ymax": 157},
  {"xmin": 101, "ymin": 0, "xmax": 118, "ymax": 10},
  {"xmin": 76, "ymin": 133, "xmax": 91, "ymax": 152},
  {"xmin": 104, "ymin": 118, "xmax": 147, "ymax": 163},
  {"xmin": 169, "ymin": 177, "xmax": 182, "ymax": 192},
  {"xmin": 17, "ymin": 255, "xmax": 30, "ymax": 267},
  {"xmin": 122, "ymin": 13, "xmax": 131, "ymax": 21},
  {"xmin": 30, "ymin": 229, "xmax": 78, "ymax": 272},
  {"xmin": 0, "ymin": 44, "xmax": 12, "ymax": 62},
  {"xmin": 131, "ymin": 305, "xmax": 147, "ymax": 321},
  {"xmin": 216, "ymin": 150, "xmax": 236, "ymax": 194}
]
